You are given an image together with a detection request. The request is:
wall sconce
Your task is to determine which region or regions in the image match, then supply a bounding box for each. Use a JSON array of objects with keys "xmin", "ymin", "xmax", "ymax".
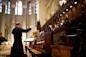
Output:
[
  {"xmin": 60, "ymin": 14, "xmax": 63, "ymax": 17},
  {"xmin": 60, "ymin": 20, "xmax": 65, "ymax": 26},
  {"xmin": 66, "ymin": 9, "xmax": 69, "ymax": 11},
  {"xmin": 70, "ymin": 5, "xmax": 73, "ymax": 8},
  {"xmin": 60, "ymin": 22, "xmax": 64, "ymax": 26},
  {"xmin": 63, "ymin": 11, "xmax": 66, "ymax": 14},
  {"xmin": 74, "ymin": 1, "xmax": 77, "ymax": 5}
]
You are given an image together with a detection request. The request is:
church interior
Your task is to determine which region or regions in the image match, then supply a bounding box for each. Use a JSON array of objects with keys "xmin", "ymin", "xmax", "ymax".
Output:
[{"xmin": 0, "ymin": 0, "xmax": 86, "ymax": 57}]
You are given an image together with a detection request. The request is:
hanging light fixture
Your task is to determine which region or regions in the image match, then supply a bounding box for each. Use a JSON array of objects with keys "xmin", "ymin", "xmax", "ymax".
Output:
[
  {"xmin": 70, "ymin": 5, "xmax": 73, "ymax": 8},
  {"xmin": 63, "ymin": 11, "xmax": 65, "ymax": 14},
  {"xmin": 60, "ymin": 14, "xmax": 63, "ymax": 16},
  {"xmin": 74, "ymin": 1, "xmax": 77, "ymax": 4},
  {"xmin": 66, "ymin": 8, "xmax": 69, "ymax": 11}
]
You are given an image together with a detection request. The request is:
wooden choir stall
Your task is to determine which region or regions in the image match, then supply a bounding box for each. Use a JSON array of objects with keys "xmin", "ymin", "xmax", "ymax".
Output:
[{"xmin": 24, "ymin": 0, "xmax": 86, "ymax": 57}]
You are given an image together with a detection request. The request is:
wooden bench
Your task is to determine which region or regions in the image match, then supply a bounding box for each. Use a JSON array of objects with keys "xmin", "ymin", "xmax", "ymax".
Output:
[{"xmin": 25, "ymin": 46, "xmax": 42, "ymax": 57}]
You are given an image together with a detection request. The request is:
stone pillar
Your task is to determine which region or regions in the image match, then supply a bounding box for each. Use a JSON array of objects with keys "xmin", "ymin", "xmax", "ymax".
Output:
[
  {"xmin": 22, "ymin": 0, "xmax": 28, "ymax": 54},
  {"xmin": 9, "ymin": 0, "xmax": 16, "ymax": 44},
  {"xmin": 22, "ymin": 0, "xmax": 27, "ymax": 29},
  {"xmin": 9, "ymin": 9, "xmax": 15, "ymax": 43},
  {"xmin": 1, "ymin": 0, "xmax": 6, "ymax": 36},
  {"xmin": 31, "ymin": 0, "xmax": 37, "ymax": 32},
  {"xmin": 11, "ymin": 0, "xmax": 16, "ymax": 32},
  {"xmin": 0, "ymin": 12, "xmax": 2, "ymax": 32},
  {"xmin": 22, "ymin": 0, "xmax": 28, "ymax": 43}
]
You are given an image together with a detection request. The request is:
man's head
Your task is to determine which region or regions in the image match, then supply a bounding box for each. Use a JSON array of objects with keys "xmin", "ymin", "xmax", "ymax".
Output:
[{"xmin": 15, "ymin": 23, "xmax": 22, "ymax": 28}]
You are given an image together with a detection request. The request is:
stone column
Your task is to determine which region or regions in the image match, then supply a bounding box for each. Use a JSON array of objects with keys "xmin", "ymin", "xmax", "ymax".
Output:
[
  {"xmin": 9, "ymin": 0, "xmax": 16, "ymax": 44},
  {"xmin": 31, "ymin": 0, "xmax": 37, "ymax": 32},
  {"xmin": 22, "ymin": 0, "xmax": 27, "ymax": 29},
  {"xmin": 22, "ymin": 0, "xmax": 28, "ymax": 42},
  {"xmin": 0, "ymin": 12, "xmax": 2, "ymax": 32},
  {"xmin": 1, "ymin": 0, "xmax": 6, "ymax": 36},
  {"xmin": 22, "ymin": 0, "xmax": 28, "ymax": 54}
]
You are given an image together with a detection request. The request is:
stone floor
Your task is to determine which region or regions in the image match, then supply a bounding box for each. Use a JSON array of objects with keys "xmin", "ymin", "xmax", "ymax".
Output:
[
  {"xmin": 0, "ymin": 50, "xmax": 32, "ymax": 57},
  {"xmin": 0, "ymin": 45, "xmax": 32, "ymax": 57}
]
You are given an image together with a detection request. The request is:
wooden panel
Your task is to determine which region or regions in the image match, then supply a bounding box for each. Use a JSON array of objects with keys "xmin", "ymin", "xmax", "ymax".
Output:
[
  {"xmin": 52, "ymin": 47, "xmax": 61, "ymax": 57},
  {"xmin": 33, "ymin": 44, "xmax": 43, "ymax": 51},
  {"xmin": 44, "ymin": 32, "xmax": 52, "ymax": 45},
  {"xmin": 51, "ymin": 45, "xmax": 72, "ymax": 57}
]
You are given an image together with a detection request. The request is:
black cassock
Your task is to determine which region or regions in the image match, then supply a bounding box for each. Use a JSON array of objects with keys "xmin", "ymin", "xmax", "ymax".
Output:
[{"xmin": 10, "ymin": 27, "xmax": 31, "ymax": 57}]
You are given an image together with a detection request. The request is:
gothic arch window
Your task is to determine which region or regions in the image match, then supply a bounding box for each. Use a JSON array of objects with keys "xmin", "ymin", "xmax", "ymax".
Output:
[
  {"xmin": 5, "ymin": 0, "xmax": 11, "ymax": 14},
  {"xmin": 0, "ymin": 0, "xmax": 2, "ymax": 13},
  {"xmin": 35, "ymin": 0, "xmax": 39, "ymax": 15},
  {"xmin": 27, "ymin": 1, "xmax": 32, "ymax": 15},
  {"xmin": 15, "ymin": 0, "xmax": 23, "ymax": 15}
]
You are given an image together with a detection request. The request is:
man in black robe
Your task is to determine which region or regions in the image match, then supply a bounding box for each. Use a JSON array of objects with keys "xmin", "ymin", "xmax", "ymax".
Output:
[{"xmin": 10, "ymin": 23, "xmax": 31, "ymax": 57}]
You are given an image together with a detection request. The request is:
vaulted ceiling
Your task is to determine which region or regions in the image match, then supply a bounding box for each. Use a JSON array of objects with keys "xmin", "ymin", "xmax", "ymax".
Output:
[{"xmin": 38, "ymin": 0, "xmax": 60, "ymax": 27}]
